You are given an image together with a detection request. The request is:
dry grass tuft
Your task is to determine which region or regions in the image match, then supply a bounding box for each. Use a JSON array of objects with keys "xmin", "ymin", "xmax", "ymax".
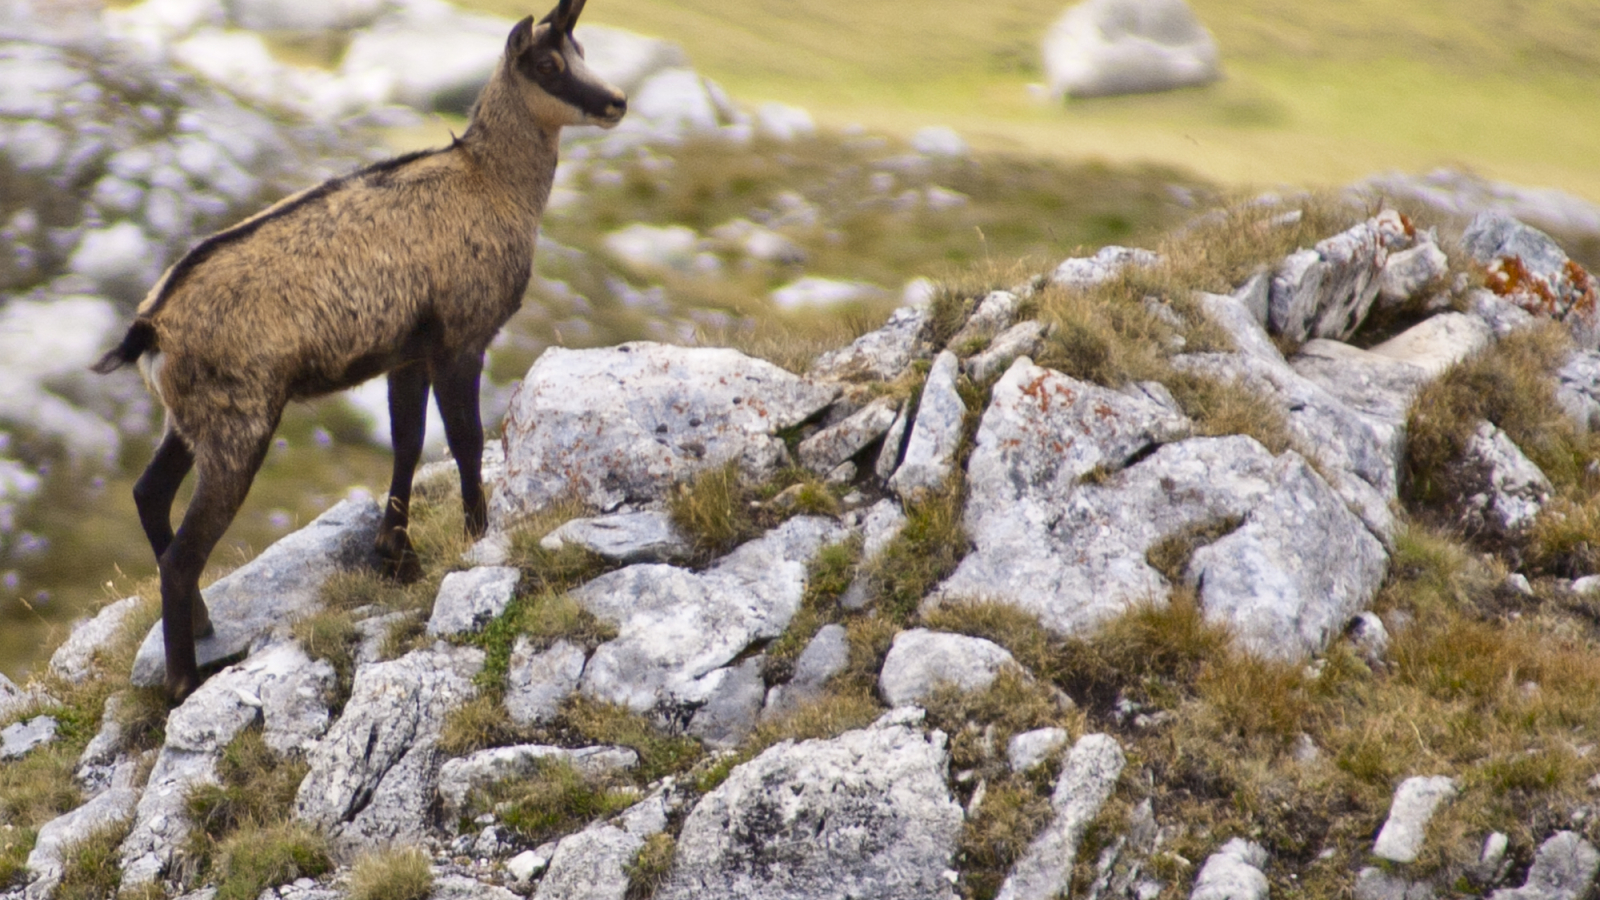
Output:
[
  {"xmin": 863, "ymin": 481, "xmax": 968, "ymax": 623},
  {"xmin": 625, "ymin": 832, "xmax": 677, "ymax": 900},
  {"xmin": 209, "ymin": 822, "xmax": 331, "ymax": 900},
  {"xmin": 53, "ymin": 818, "xmax": 133, "ymax": 900},
  {"xmin": 762, "ymin": 538, "xmax": 861, "ymax": 685},
  {"xmin": 483, "ymin": 757, "xmax": 638, "ymax": 844},
  {"xmin": 348, "ymin": 846, "xmax": 433, "ymax": 900}
]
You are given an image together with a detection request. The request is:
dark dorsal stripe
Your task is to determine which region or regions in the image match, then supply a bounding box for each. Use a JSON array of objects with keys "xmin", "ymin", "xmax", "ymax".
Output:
[{"xmin": 137, "ymin": 147, "xmax": 444, "ymax": 320}]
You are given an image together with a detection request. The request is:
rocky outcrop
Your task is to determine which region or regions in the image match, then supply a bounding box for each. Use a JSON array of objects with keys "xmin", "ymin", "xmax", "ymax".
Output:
[{"xmin": 657, "ymin": 709, "xmax": 964, "ymax": 900}]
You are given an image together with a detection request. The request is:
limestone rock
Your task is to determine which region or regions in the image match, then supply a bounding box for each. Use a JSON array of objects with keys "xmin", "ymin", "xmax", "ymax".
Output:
[
  {"xmin": 888, "ymin": 350, "xmax": 966, "ymax": 498},
  {"xmin": 1270, "ymin": 213, "xmax": 1405, "ymax": 343},
  {"xmin": 426, "ymin": 566, "xmax": 520, "ymax": 637},
  {"xmin": 0, "ymin": 672, "xmax": 24, "ymax": 719},
  {"xmin": 1378, "ymin": 240, "xmax": 1450, "ymax": 307},
  {"xmin": 575, "ymin": 517, "xmax": 847, "ymax": 714},
  {"xmin": 798, "ymin": 397, "xmax": 899, "ymax": 474},
  {"xmin": 48, "ymin": 596, "xmax": 144, "ymax": 684},
  {"xmin": 1008, "ymin": 727, "xmax": 1070, "ymax": 773},
  {"xmin": 811, "ymin": 305, "xmax": 930, "ymax": 383},
  {"xmin": 1556, "ymin": 349, "xmax": 1600, "ymax": 434},
  {"xmin": 998, "ymin": 733, "xmax": 1125, "ymax": 900},
  {"xmin": 657, "ymin": 709, "xmax": 963, "ymax": 900},
  {"xmin": 121, "ymin": 644, "xmax": 334, "ymax": 885},
  {"xmin": 878, "ymin": 629, "xmax": 1019, "ymax": 707},
  {"xmin": 505, "ymin": 638, "xmax": 587, "ymax": 727},
  {"xmin": 1489, "ymin": 831, "xmax": 1600, "ymax": 900},
  {"xmin": 771, "ymin": 276, "xmax": 883, "ymax": 311},
  {"xmin": 764, "ymin": 623, "xmax": 850, "ymax": 719},
  {"xmin": 540, "ymin": 509, "xmax": 690, "ymax": 564},
  {"xmin": 437, "ymin": 744, "xmax": 638, "ymax": 822},
  {"xmin": 1373, "ymin": 775, "xmax": 1458, "ymax": 863},
  {"xmin": 1457, "ymin": 422, "xmax": 1552, "ymax": 537},
  {"xmin": 1190, "ymin": 838, "xmax": 1269, "ymax": 900},
  {"xmin": 25, "ymin": 759, "xmax": 141, "ymax": 891},
  {"xmin": 875, "ymin": 401, "xmax": 912, "ymax": 481},
  {"xmin": 1463, "ymin": 211, "xmax": 1600, "ymax": 348},
  {"xmin": 0, "ymin": 716, "xmax": 55, "ymax": 760},
  {"xmin": 949, "ymin": 290, "xmax": 1023, "ymax": 350},
  {"xmin": 534, "ymin": 824, "xmax": 643, "ymax": 900},
  {"xmin": 687, "ymin": 655, "xmax": 766, "ymax": 749},
  {"xmin": 1365, "ymin": 312, "xmax": 1493, "ymax": 377},
  {"xmin": 966, "ymin": 320, "xmax": 1049, "ymax": 384},
  {"xmin": 1052, "ymin": 246, "xmax": 1159, "ymax": 288},
  {"xmin": 294, "ymin": 644, "xmax": 483, "ymax": 852},
  {"xmin": 603, "ymin": 223, "xmax": 710, "ymax": 274},
  {"xmin": 1042, "ymin": 0, "xmax": 1220, "ymax": 100},
  {"xmin": 492, "ymin": 343, "xmax": 838, "ymax": 524},
  {"xmin": 131, "ymin": 498, "xmax": 381, "ymax": 687}
]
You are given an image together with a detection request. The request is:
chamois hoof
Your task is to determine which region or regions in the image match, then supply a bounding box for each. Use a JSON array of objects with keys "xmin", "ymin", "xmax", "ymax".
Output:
[{"xmin": 167, "ymin": 671, "xmax": 201, "ymax": 705}]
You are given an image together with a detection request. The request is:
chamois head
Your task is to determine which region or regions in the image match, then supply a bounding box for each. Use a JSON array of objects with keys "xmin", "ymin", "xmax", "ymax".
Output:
[{"xmin": 505, "ymin": 0, "xmax": 627, "ymax": 129}]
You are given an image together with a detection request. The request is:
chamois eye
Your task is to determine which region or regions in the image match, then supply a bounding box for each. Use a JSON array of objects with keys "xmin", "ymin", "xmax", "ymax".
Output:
[{"xmin": 535, "ymin": 57, "xmax": 559, "ymax": 76}]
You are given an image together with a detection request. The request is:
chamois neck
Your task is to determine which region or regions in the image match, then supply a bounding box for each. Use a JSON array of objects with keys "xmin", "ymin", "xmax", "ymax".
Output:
[{"xmin": 459, "ymin": 70, "xmax": 561, "ymax": 212}]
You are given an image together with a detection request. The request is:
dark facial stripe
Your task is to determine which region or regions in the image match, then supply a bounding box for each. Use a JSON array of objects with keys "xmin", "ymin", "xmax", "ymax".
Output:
[{"xmin": 515, "ymin": 41, "xmax": 619, "ymax": 120}]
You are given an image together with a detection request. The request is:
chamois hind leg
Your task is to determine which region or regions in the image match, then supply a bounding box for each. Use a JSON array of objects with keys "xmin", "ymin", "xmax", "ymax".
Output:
[
  {"xmin": 158, "ymin": 429, "xmax": 273, "ymax": 702},
  {"xmin": 377, "ymin": 363, "xmax": 430, "ymax": 581},
  {"xmin": 133, "ymin": 424, "xmax": 194, "ymax": 564},
  {"xmin": 433, "ymin": 351, "xmax": 488, "ymax": 538}
]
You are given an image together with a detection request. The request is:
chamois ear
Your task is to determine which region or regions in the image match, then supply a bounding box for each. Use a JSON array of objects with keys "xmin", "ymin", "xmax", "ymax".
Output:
[{"xmin": 506, "ymin": 15, "xmax": 535, "ymax": 55}]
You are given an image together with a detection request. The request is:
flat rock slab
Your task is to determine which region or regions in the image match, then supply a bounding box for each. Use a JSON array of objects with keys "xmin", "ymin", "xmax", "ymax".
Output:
[
  {"xmin": 798, "ymin": 396, "xmax": 899, "ymax": 474},
  {"xmin": 888, "ymin": 350, "xmax": 966, "ymax": 499},
  {"xmin": 1373, "ymin": 775, "xmax": 1458, "ymax": 863},
  {"xmin": 492, "ymin": 343, "xmax": 838, "ymax": 525},
  {"xmin": 0, "ymin": 715, "xmax": 56, "ymax": 760},
  {"xmin": 534, "ymin": 824, "xmax": 643, "ymax": 900},
  {"xmin": 27, "ymin": 760, "xmax": 142, "ymax": 889},
  {"xmin": 48, "ymin": 596, "xmax": 145, "ymax": 684},
  {"xmin": 999, "ymin": 733, "xmax": 1125, "ymax": 900},
  {"xmin": 540, "ymin": 509, "xmax": 690, "ymax": 564},
  {"xmin": 1190, "ymin": 838, "xmax": 1270, "ymax": 900},
  {"xmin": 426, "ymin": 566, "xmax": 521, "ymax": 637},
  {"xmin": 1489, "ymin": 831, "xmax": 1600, "ymax": 900},
  {"xmin": 131, "ymin": 498, "xmax": 381, "ymax": 687},
  {"xmin": 294, "ymin": 643, "xmax": 483, "ymax": 853},
  {"xmin": 657, "ymin": 709, "xmax": 963, "ymax": 900},
  {"xmin": 437, "ymin": 744, "xmax": 638, "ymax": 821},
  {"xmin": 505, "ymin": 638, "xmax": 587, "ymax": 727},
  {"xmin": 878, "ymin": 628, "xmax": 1018, "ymax": 707},
  {"xmin": 575, "ymin": 517, "xmax": 847, "ymax": 713}
]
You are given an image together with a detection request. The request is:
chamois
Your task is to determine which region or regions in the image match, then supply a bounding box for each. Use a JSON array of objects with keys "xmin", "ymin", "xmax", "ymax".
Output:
[{"xmin": 92, "ymin": 0, "xmax": 626, "ymax": 701}]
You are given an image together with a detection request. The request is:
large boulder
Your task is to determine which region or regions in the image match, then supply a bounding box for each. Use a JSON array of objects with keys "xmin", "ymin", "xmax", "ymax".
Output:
[
  {"xmin": 1462, "ymin": 211, "xmax": 1600, "ymax": 349},
  {"xmin": 491, "ymin": 343, "xmax": 838, "ymax": 526},
  {"xmin": 1269, "ymin": 212, "xmax": 1408, "ymax": 344},
  {"xmin": 656, "ymin": 709, "xmax": 963, "ymax": 900},
  {"xmin": 130, "ymin": 498, "xmax": 381, "ymax": 687},
  {"xmin": 1041, "ymin": 0, "xmax": 1220, "ymax": 100}
]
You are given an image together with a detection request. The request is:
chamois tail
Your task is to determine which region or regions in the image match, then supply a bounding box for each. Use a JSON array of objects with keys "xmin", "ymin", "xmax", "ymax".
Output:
[{"xmin": 91, "ymin": 320, "xmax": 157, "ymax": 374}]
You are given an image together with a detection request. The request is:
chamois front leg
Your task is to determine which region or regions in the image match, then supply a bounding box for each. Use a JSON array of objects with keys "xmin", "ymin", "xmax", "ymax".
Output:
[
  {"xmin": 134, "ymin": 425, "xmax": 195, "ymax": 564},
  {"xmin": 378, "ymin": 363, "xmax": 430, "ymax": 582},
  {"xmin": 160, "ymin": 432, "xmax": 272, "ymax": 702},
  {"xmin": 433, "ymin": 351, "xmax": 488, "ymax": 538}
]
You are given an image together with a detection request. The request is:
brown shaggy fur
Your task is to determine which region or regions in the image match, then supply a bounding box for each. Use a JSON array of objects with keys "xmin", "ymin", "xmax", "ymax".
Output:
[{"xmin": 93, "ymin": 0, "xmax": 625, "ymax": 700}]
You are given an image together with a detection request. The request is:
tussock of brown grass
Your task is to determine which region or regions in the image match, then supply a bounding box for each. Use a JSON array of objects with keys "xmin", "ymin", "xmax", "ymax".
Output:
[
  {"xmin": 348, "ymin": 846, "xmax": 433, "ymax": 900},
  {"xmin": 667, "ymin": 463, "xmax": 842, "ymax": 564},
  {"xmin": 53, "ymin": 818, "xmax": 133, "ymax": 900},
  {"xmin": 183, "ymin": 726, "xmax": 315, "ymax": 894},
  {"xmin": 626, "ymin": 833, "xmax": 676, "ymax": 900},
  {"xmin": 863, "ymin": 481, "xmax": 968, "ymax": 623},
  {"xmin": 482, "ymin": 758, "xmax": 638, "ymax": 844},
  {"xmin": 762, "ymin": 538, "xmax": 861, "ymax": 686}
]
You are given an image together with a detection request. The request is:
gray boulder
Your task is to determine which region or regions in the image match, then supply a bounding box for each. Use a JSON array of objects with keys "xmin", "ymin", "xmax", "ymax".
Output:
[
  {"xmin": 1052, "ymin": 246, "xmax": 1159, "ymax": 288},
  {"xmin": 1556, "ymin": 349, "xmax": 1600, "ymax": 434},
  {"xmin": 25, "ymin": 759, "xmax": 142, "ymax": 894},
  {"xmin": 1457, "ymin": 422, "xmax": 1552, "ymax": 537},
  {"xmin": 998, "ymin": 733, "xmax": 1125, "ymax": 900},
  {"xmin": 534, "ymin": 824, "xmax": 643, "ymax": 900},
  {"xmin": 505, "ymin": 638, "xmax": 587, "ymax": 727},
  {"xmin": 426, "ymin": 566, "xmax": 520, "ymax": 637},
  {"xmin": 949, "ymin": 290, "xmax": 1023, "ymax": 350},
  {"xmin": 1372, "ymin": 775, "xmax": 1458, "ymax": 864},
  {"xmin": 294, "ymin": 643, "xmax": 483, "ymax": 853},
  {"xmin": 966, "ymin": 320, "xmax": 1049, "ymax": 384},
  {"xmin": 48, "ymin": 596, "xmax": 145, "ymax": 684},
  {"xmin": 540, "ymin": 509, "xmax": 690, "ymax": 564},
  {"xmin": 1378, "ymin": 239, "xmax": 1450, "ymax": 307},
  {"xmin": 0, "ymin": 716, "xmax": 56, "ymax": 760},
  {"xmin": 437, "ymin": 744, "xmax": 638, "ymax": 822},
  {"xmin": 1007, "ymin": 727, "xmax": 1070, "ymax": 773},
  {"xmin": 763, "ymin": 623, "xmax": 851, "ymax": 719},
  {"xmin": 657, "ymin": 709, "xmax": 963, "ymax": 900},
  {"xmin": 810, "ymin": 305, "xmax": 930, "ymax": 383},
  {"xmin": 574, "ymin": 517, "xmax": 847, "ymax": 715},
  {"xmin": 888, "ymin": 350, "xmax": 967, "ymax": 498},
  {"xmin": 798, "ymin": 397, "xmax": 900, "ymax": 474},
  {"xmin": 1365, "ymin": 312, "xmax": 1493, "ymax": 377},
  {"xmin": 878, "ymin": 628, "xmax": 1019, "ymax": 707},
  {"xmin": 1489, "ymin": 831, "xmax": 1600, "ymax": 900},
  {"xmin": 0, "ymin": 672, "xmax": 24, "ymax": 719},
  {"xmin": 1270, "ymin": 212, "xmax": 1407, "ymax": 344},
  {"xmin": 131, "ymin": 498, "xmax": 381, "ymax": 687},
  {"xmin": 1463, "ymin": 212, "xmax": 1600, "ymax": 348},
  {"xmin": 687, "ymin": 655, "xmax": 767, "ymax": 749},
  {"xmin": 492, "ymin": 343, "xmax": 838, "ymax": 525},
  {"xmin": 1190, "ymin": 839, "xmax": 1270, "ymax": 900},
  {"xmin": 1041, "ymin": 0, "xmax": 1220, "ymax": 100}
]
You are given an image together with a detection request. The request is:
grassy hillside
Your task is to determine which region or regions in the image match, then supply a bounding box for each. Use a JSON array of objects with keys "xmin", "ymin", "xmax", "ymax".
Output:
[{"xmin": 459, "ymin": 0, "xmax": 1600, "ymax": 201}]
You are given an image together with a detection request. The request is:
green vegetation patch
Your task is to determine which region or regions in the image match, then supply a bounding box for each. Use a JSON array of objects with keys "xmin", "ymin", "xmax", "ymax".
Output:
[
  {"xmin": 209, "ymin": 822, "xmax": 332, "ymax": 900},
  {"xmin": 625, "ymin": 832, "xmax": 676, "ymax": 900},
  {"xmin": 480, "ymin": 756, "xmax": 639, "ymax": 845},
  {"xmin": 54, "ymin": 818, "xmax": 133, "ymax": 900}
]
